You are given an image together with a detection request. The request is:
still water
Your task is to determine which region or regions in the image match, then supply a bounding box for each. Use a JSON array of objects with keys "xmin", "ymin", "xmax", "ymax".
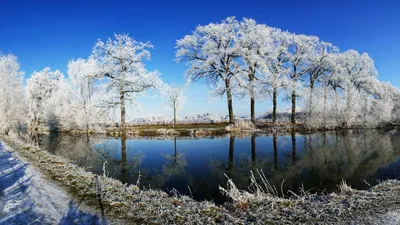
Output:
[{"xmin": 28, "ymin": 129, "xmax": 400, "ymax": 204}]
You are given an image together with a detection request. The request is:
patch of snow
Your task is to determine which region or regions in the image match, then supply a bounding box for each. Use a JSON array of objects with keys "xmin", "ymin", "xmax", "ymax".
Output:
[{"xmin": 0, "ymin": 141, "xmax": 101, "ymax": 224}]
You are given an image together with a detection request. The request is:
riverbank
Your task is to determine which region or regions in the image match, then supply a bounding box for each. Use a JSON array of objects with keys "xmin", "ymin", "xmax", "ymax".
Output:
[
  {"xmin": 32, "ymin": 121, "xmax": 400, "ymax": 137},
  {"xmin": 1, "ymin": 134, "xmax": 400, "ymax": 224}
]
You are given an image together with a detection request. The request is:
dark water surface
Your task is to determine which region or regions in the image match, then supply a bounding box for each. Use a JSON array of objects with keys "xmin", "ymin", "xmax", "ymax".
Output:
[{"xmin": 27, "ymin": 129, "xmax": 400, "ymax": 204}]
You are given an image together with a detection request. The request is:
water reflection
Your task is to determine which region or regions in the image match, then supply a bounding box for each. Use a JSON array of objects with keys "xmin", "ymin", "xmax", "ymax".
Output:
[
  {"xmin": 121, "ymin": 135, "xmax": 127, "ymax": 175},
  {"xmin": 251, "ymin": 134, "xmax": 256, "ymax": 166},
  {"xmin": 162, "ymin": 137, "xmax": 188, "ymax": 178},
  {"xmin": 273, "ymin": 133, "xmax": 278, "ymax": 169},
  {"xmin": 27, "ymin": 129, "xmax": 400, "ymax": 203},
  {"xmin": 292, "ymin": 132, "xmax": 296, "ymax": 165},
  {"xmin": 228, "ymin": 135, "xmax": 234, "ymax": 178}
]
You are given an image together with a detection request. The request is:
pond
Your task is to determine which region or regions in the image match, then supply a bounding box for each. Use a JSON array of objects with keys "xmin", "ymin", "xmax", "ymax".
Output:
[{"xmin": 27, "ymin": 129, "xmax": 400, "ymax": 204}]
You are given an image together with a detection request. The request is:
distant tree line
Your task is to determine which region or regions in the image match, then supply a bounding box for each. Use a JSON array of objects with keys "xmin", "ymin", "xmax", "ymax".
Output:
[{"xmin": 0, "ymin": 17, "xmax": 399, "ymax": 135}]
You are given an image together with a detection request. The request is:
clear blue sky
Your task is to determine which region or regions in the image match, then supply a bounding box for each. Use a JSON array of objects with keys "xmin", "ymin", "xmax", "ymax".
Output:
[{"xmin": 1, "ymin": 0, "xmax": 399, "ymax": 119}]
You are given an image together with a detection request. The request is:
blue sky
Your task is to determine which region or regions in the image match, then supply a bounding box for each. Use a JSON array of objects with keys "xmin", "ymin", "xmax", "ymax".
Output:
[{"xmin": 1, "ymin": 0, "xmax": 399, "ymax": 119}]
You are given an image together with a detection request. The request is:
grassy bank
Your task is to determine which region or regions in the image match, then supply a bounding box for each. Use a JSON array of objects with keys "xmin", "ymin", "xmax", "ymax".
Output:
[
  {"xmin": 1, "ymin": 134, "xmax": 400, "ymax": 224},
  {"xmin": 32, "ymin": 121, "xmax": 399, "ymax": 138},
  {"xmin": 54, "ymin": 122, "xmax": 396, "ymax": 137}
]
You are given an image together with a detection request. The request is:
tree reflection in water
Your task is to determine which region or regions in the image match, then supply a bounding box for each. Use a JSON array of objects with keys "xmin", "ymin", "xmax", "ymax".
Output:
[
  {"xmin": 291, "ymin": 132, "xmax": 296, "ymax": 165},
  {"xmin": 161, "ymin": 137, "xmax": 188, "ymax": 179},
  {"xmin": 28, "ymin": 129, "xmax": 400, "ymax": 203},
  {"xmin": 90, "ymin": 136, "xmax": 145, "ymax": 186},
  {"xmin": 273, "ymin": 133, "xmax": 278, "ymax": 170}
]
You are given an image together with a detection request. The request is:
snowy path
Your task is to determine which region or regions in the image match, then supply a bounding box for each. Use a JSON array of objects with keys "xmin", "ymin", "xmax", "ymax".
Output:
[{"xmin": 0, "ymin": 140, "xmax": 101, "ymax": 225}]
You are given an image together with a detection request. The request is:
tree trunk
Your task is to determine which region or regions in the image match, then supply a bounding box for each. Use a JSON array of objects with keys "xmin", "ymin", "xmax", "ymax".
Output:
[
  {"xmin": 310, "ymin": 76, "xmax": 315, "ymax": 90},
  {"xmin": 308, "ymin": 86, "xmax": 314, "ymax": 118},
  {"xmin": 173, "ymin": 105, "xmax": 177, "ymax": 128},
  {"xmin": 273, "ymin": 87, "xmax": 277, "ymax": 124},
  {"xmin": 291, "ymin": 65, "xmax": 297, "ymax": 124},
  {"xmin": 120, "ymin": 68, "xmax": 126, "ymax": 135},
  {"xmin": 323, "ymin": 86, "xmax": 327, "ymax": 128},
  {"xmin": 334, "ymin": 89, "xmax": 339, "ymax": 125},
  {"xmin": 225, "ymin": 79, "xmax": 234, "ymax": 124},
  {"xmin": 344, "ymin": 86, "xmax": 352, "ymax": 127},
  {"xmin": 308, "ymin": 75, "xmax": 315, "ymax": 123},
  {"xmin": 249, "ymin": 73, "xmax": 255, "ymax": 123},
  {"xmin": 250, "ymin": 98, "xmax": 255, "ymax": 123},
  {"xmin": 120, "ymin": 91, "xmax": 126, "ymax": 135},
  {"xmin": 291, "ymin": 80, "xmax": 297, "ymax": 124},
  {"xmin": 86, "ymin": 121, "xmax": 90, "ymax": 134}
]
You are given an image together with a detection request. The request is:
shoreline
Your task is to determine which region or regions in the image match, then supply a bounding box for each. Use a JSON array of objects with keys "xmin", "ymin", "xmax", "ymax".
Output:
[
  {"xmin": 1, "ymin": 134, "xmax": 400, "ymax": 224},
  {"xmin": 29, "ymin": 121, "xmax": 399, "ymax": 138}
]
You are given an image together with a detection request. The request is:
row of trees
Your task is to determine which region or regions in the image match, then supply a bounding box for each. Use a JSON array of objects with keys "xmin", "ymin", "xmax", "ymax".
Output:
[
  {"xmin": 0, "ymin": 17, "xmax": 399, "ymax": 135},
  {"xmin": 176, "ymin": 17, "xmax": 400, "ymax": 127},
  {"xmin": 0, "ymin": 35, "xmax": 185, "ymax": 135}
]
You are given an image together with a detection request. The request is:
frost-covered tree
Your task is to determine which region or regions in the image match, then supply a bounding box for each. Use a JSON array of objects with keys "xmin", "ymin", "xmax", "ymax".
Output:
[
  {"xmin": 306, "ymin": 42, "xmax": 338, "ymax": 90},
  {"xmin": 287, "ymin": 34, "xmax": 319, "ymax": 124},
  {"xmin": 338, "ymin": 50, "xmax": 378, "ymax": 92},
  {"xmin": 165, "ymin": 85, "xmax": 186, "ymax": 128},
  {"xmin": 27, "ymin": 67, "xmax": 62, "ymax": 130},
  {"xmin": 335, "ymin": 50, "xmax": 378, "ymax": 126},
  {"xmin": 176, "ymin": 17, "xmax": 241, "ymax": 124},
  {"xmin": 0, "ymin": 53, "xmax": 26, "ymax": 135},
  {"xmin": 43, "ymin": 76, "xmax": 73, "ymax": 130},
  {"xmin": 372, "ymin": 81, "xmax": 398, "ymax": 124},
  {"xmin": 259, "ymin": 28, "xmax": 291, "ymax": 123},
  {"xmin": 67, "ymin": 58, "xmax": 105, "ymax": 131},
  {"xmin": 301, "ymin": 41, "xmax": 338, "ymax": 126},
  {"xmin": 236, "ymin": 18, "xmax": 270, "ymax": 123},
  {"xmin": 92, "ymin": 34, "xmax": 163, "ymax": 134},
  {"xmin": 392, "ymin": 88, "xmax": 400, "ymax": 123}
]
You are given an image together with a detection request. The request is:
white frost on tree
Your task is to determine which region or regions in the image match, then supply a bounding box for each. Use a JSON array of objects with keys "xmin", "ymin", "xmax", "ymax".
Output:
[
  {"xmin": 26, "ymin": 67, "xmax": 62, "ymax": 130},
  {"xmin": 236, "ymin": 18, "xmax": 271, "ymax": 123},
  {"xmin": 165, "ymin": 84, "xmax": 186, "ymax": 127},
  {"xmin": 92, "ymin": 34, "xmax": 164, "ymax": 133},
  {"xmin": 335, "ymin": 50, "xmax": 378, "ymax": 127},
  {"xmin": 66, "ymin": 58, "xmax": 106, "ymax": 131},
  {"xmin": 0, "ymin": 53, "xmax": 26, "ymax": 134},
  {"xmin": 176, "ymin": 17, "xmax": 242, "ymax": 124},
  {"xmin": 259, "ymin": 28, "xmax": 292, "ymax": 123},
  {"xmin": 287, "ymin": 34, "xmax": 319, "ymax": 124}
]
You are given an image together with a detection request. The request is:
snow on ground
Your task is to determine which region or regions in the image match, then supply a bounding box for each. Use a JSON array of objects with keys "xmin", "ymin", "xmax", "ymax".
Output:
[
  {"xmin": 0, "ymin": 140, "xmax": 101, "ymax": 225},
  {"xmin": 375, "ymin": 211, "xmax": 400, "ymax": 225}
]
